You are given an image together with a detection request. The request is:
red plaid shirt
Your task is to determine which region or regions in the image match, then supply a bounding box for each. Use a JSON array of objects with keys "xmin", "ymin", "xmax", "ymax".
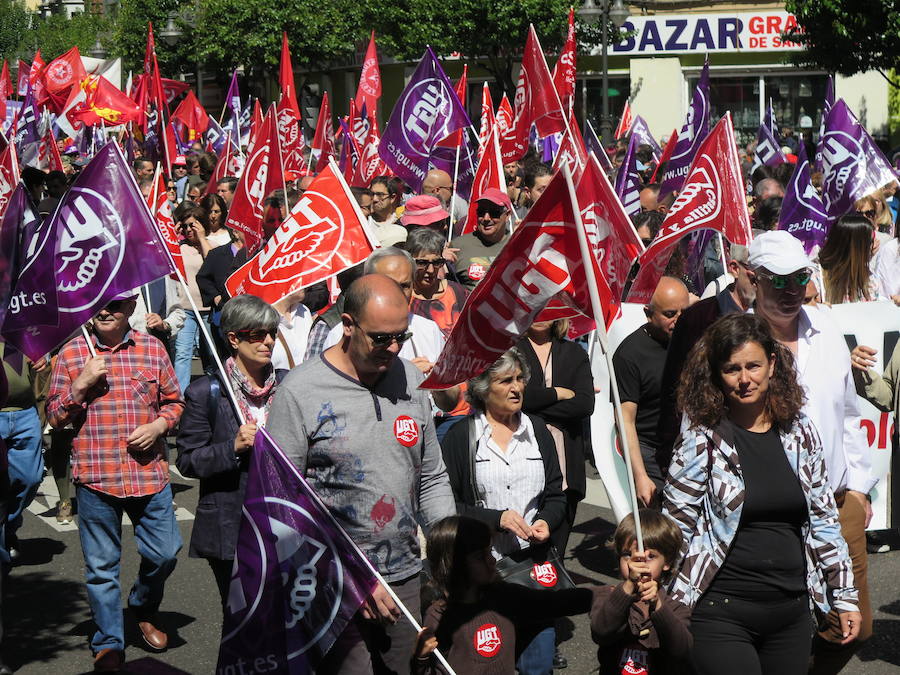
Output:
[{"xmin": 47, "ymin": 331, "xmax": 184, "ymax": 498}]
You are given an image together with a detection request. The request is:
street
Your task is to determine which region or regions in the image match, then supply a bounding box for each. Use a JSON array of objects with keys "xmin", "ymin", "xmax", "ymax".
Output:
[{"xmin": 7, "ymin": 461, "xmax": 900, "ymax": 674}]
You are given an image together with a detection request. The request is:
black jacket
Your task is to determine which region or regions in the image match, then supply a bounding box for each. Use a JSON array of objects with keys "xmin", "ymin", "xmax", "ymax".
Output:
[
  {"xmin": 517, "ymin": 337, "xmax": 594, "ymax": 500},
  {"xmin": 439, "ymin": 413, "xmax": 567, "ymax": 550},
  {"xmin": 175, "ymin": 369, "xmax": 285, "ymax": 560},
  {"xmin": 196, "ymin": 243, "xmax": 248, "ymax": 310}
]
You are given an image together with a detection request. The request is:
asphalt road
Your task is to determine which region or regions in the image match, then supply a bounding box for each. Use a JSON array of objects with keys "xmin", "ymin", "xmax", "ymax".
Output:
[{"xmin": 6, "ymin": 460, "xmax": 900, "ymax": 674}]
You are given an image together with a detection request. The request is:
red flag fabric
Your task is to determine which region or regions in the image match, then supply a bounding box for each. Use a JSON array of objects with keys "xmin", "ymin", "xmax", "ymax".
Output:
[
  {"xmin": 171, "ymin": 89, "xmax": 209, "ymax": 140},
  {"xmin": 143, "ymin": 23, "xmax": 156, "ymax": 75},
  {"xmin": 226, "ymin": 161, "xmax": 376, "ymax": 304},
  {"xmin": 67, "ymin": 76, "xmax": 143, "ymax": 128},
  {"xmin": 436, "ymin": 66, "xmax": 468, "ymax": 149},
  {"xmin": 148, "ymin": 170, "xmax": 186, "ymax": 279},
  {"xmin": 351, "ymin": 115, "xmax": 389, "ymax": 187},
  {"xmin": 311, "ymin": 92, "xmax": 334, "ymax": 174},
  {"xmin": 28, "ymin": 51, "xmax": 45, "ymax": 97},
  {"xmin": 627, "ymin": 114, "xmax": 751, "ymax": 303},
  {"xmin": 278, "ymin": 96, "xmax": 305, "ymax": 180},
  {"xmin": 421, "ymin": 169, "xmax": 612, "ymax": 389},
  {"xmin": 478, "ymin": 83, "xmax": 495, "ymax": 159},
  {"xmin": 551, "ymin": 114, "xmax": 588, "ymax": 182},
  {"xmin": 354, "ymin": 32, "xmax": 381, "ymax": 116},
  {"xmin": 460, "ymin": 125, "xmax": 505, "ymax": 236},
  {"xmin": 279, "ymin": 32, "xmax": 301, "ymax": 120},
  {"xmin": 614, "ymin": 101, "xmax": 633, "ymax": 140},
  {"xmin": 42, "ymin": 47, "xmax": 86, "ymax": 99},
  {"xmin": 37, "ymin": 129, "xmax": 64, "ymax": 172},
  {"xmin": 160, "ymin": 79, "xmax": 190, "ymax": 106},
  {"xmin": 649, "ymin": 129, "xmax": 678, "ymax": 183},
  {"xmin": 226, "ymin": 104, "xmax": 284, "ymax": 254},
  {"xmin": 552, "ymin": 8, "xmax": 577, "ymax": 116},
  {"xmin": 247, "ymin": 99, "xmax": 264, "ymax": 155},
  {"xmin": 16, "ymin": 60, "xmax": 29, "ymax": 96},
  {"xmin": 204, "ymin": 134, "xmax": 234, "ymax": 196},
  {"xmin": 577, "ymin": 154, "xmax": 644, "ymax": 304},
  {"xmin": 0, "ymin": 61, "xmax": 10, "ymax": 122},
  {"xmin": 0, "ymin": 143, "xmax": 20, "ymax": 218}
]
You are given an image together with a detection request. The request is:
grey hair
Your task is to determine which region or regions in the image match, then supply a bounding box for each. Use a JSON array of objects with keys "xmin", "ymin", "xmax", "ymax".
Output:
[
  {"xmin": 466, "ymin": 348, "xmax": 531, "ymax": 411},
  {"xmin": 405, "ymin": 227, "xmax": 447, "ymax": 257},
  {"xmin": 365, "ymin": 247, "xmax": 415, "ymax": 277},
  {"xmin": 729, "ymin": 243, "xmax": 749, "ymax": 264},
  {"xmin": 220, "ymin": 295, "xmax": 279, "ymax": 340}
]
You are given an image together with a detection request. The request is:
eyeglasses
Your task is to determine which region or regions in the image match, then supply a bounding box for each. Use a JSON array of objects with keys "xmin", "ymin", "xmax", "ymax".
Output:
[
  {"xmin": 371, "ymin": 191, "xmax": 390, "ymax": 199},
  {"xmin": 756, "ymin": 269, "xmax": 812, "ymax": 290},
  {"xmin": 351, "ymin": 318, "xmax": 412, "ymax": 348},
  {"xmin": 414, "ymin": 257, "xmax": 446, "ymax": 269},
  {"xmin": 103, "ymin": 300, "xmax": 130, "ymax": 313},
  {"xmin": 476, "ymin": 205, "xmax": 506, "ymax": 219},
  {"xmin": 860, "ymin": 209, "xmax": 877, "ymax": 219},
  {"xmin": 232, "ymin": 328, "xmax": 277, "ymax": 343}
]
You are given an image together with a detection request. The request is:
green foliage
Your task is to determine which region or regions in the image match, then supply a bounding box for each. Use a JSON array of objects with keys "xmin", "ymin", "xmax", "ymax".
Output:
[
  {"xmin": 26, "ymin": 12, "xmax": 110, "ymax": 62},
  {"xmin": 0, "ymin": 1, "xmax": 30, "ymax": 62},
  {"xmin": 110, "ymin": 0, "xmax": 188, "ymax": 75},
  {"xmin": 784, "ymin": 0, "xmax": 900, "ymax": 87}
]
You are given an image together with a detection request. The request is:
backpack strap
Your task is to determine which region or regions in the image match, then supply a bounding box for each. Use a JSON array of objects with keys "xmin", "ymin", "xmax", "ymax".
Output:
[{"xmin": 206, "ymin": 371, "xmax": 221, "ymax": 430}]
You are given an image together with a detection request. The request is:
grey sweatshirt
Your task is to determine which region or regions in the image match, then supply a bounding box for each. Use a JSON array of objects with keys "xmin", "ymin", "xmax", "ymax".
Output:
[{"xmin": 267, "ymin": 354, "xmax": 456, "ymax": 582}]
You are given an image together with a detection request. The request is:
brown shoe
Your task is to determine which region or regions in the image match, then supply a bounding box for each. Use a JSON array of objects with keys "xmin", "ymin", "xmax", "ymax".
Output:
[
  {"xmin": 93, "ymin": 648, "xmax": 125, "ymax": 672},
  {"xmin": 136, "ymin": 617, "xmax": 168, "ymax": 651}
]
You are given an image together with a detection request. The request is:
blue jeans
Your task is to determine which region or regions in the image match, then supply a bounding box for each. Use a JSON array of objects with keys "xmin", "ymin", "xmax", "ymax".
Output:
[
  {"xmin": 76, "ymin": 484, "xmax": 182, "ymax": 653},
  {"xmin": 0, "ymin": 407, "xmax": 44, "ymax": 541},
  {"xmin": 173, "ymin": 310, "xmax": 213, "ymax": 393},
  {"xmin": 516, "ymin": 625, "xmax": 555, "ymax": 675}
]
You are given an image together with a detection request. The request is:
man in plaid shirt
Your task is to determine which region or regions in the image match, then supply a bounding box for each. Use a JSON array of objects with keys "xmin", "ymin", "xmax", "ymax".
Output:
[{"xmin": 47, "ymin": 296, "xmax": 184, "ymax": 673}]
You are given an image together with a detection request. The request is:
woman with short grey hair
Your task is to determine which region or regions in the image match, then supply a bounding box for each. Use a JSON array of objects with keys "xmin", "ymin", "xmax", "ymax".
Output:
[
  {"xmin": 439, "ymin": 347, "xmax": 566, "ymax": 673},
  {"xmin": 176, "ymin": 294, "xmax": 286, "ymax": 608}
]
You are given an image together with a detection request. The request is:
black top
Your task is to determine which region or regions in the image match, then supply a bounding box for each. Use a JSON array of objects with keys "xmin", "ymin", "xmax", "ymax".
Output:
[
  {"xmin": 612, "ymin": 325, "xmax": 667, "ymax": 451},
  {"xmin": 712, "ymin": 422, "xmax": 808, "ymax": 599},
  {"xmin": 196, "ymin": 243, "xmax": 248, "ymax": 310}
]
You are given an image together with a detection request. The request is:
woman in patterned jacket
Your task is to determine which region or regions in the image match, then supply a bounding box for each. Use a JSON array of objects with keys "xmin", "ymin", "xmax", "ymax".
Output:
[{"xmin": 662, "ymin": 313, "xmax": 860, "ymax": 675}]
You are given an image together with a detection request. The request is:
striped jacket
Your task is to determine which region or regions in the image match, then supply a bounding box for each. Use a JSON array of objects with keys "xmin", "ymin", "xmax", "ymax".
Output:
[{"xmin": 662, "ymin": 414, "xmax": 858, "ymax": 620}]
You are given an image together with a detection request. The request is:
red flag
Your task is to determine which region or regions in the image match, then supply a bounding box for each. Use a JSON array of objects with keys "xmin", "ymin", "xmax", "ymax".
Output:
[
  {"xmin": 279, "ymin": 32, "xmax": 301, "ymax": 120},
  {"xmin": 205, "ymin": 133, "xmax": 234, "ymax": 196},
  {"xmin": 421, "ymin": 169, "xmax": 612, "ymax": 389},
  {"xmin": 460, "ymin": 125, "xmax": 506, "ymax": 236},
  {"xmin": 0, "ymin": 143, "xmax": 20, "ymax": 218},
  {"xmin": 552, "ymin": 8, "xmax": 577, "ymax": 116},
  {"xmin": 143, "ymin": 23, "xmax": 156, "ymax": 75},
  {"xmin": 37, "ymin": 129, "xmax": 64, "ymax": 172},
  {"xmin": 42, "ymin": 47, "xmax": 86, "ymax": 100},
  {"xmin": 28, "ymin": 51, "xmax": 45, "ymax": 93},
  {"xmin": 16, "ymin": 60, "xmax": 29, "ymax": 96},
  {"xmin": 552, "ymin": 114, "xmax": 588, "ymax": 182},
  {"xmin": 614, "ymin": 101, "xmax": 632, "ymax": 140},
  {"xmin": 247, "ymin": 99, "xmax": 264, "ymax": 154},
  {"xmin": 0, "ymin": 61, "xmax": 10, "ymax": 121},
  {"xmin": 67, "ymin": 76, "xmax": 143, "ymax": 128},
  {"xmin": 226, "ymin": 161, "xmax": 376, "ymax": 304},
  {"xmin": 226, "ymin": 104, "xmax": 284, "ymax": 254},
  {"xmin": 351, "ymin": 115, "xmax": 389, "ymax": 187},
  {"xmin": 649, "ymin": 129, "xmax": 678, "ymax": 183},
  {"xmin": 278, "ymin": 96, "xmax": 305, "ymax": 180},
  {"xmin": 436, "ymin": 66, "xmax": 468, "ymax": 149},
  {"xmin": 310, "ymin": 92, "xmax": 334, "ymax": 174},
  {"xmin": 148, "ymin": 169, "xmax": 186, "ymax": 279},
  {"xmin": 171, "ymin": 89, "xmax": 209, "ymax": 140},
  {"xmin": 478, "ymin": 83, "xmax": 495, "ymax": 159},
  {"xmin": 354, "ymin": 32, "xmax": 381, "ymax": 115},
  {"xmin": 627, "ymin": 114, "xmax": 751, "ymax": 303}
]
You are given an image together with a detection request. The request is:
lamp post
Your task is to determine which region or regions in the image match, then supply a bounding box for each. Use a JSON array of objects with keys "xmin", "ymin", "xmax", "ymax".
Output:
[{"xmin": 579, "ymin": 0, "xmax": 630, "ymax": 147}]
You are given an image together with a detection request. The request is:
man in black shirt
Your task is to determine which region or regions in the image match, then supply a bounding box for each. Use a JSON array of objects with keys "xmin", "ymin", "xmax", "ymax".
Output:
[{"xmin": 612, "ymin": 276, "xmax": 689, "ymax": 506}]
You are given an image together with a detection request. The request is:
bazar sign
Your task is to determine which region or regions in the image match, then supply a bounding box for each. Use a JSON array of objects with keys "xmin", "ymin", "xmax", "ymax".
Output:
[{"xmin": 611, "ymin": 11, "xmax": 803, "ymax": 55}]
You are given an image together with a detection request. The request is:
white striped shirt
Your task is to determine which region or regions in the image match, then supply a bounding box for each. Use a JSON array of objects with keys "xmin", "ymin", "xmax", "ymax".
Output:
[{"xmin": 473, "ymin": 413, "xmax": 545, "ymax": 557}]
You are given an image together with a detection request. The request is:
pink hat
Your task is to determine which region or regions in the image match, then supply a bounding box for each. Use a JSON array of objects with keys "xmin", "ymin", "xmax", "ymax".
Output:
[
  {"xmin": 173, "ymin": 155, "xmax": 187, "ymax": 166},
  {"xmin": 476, "ymin": 187, "xmax": 513, "ymax": 212},
  {"xmin": 401, "ymin": 195, "xmax": 450, "ymax": 226}
]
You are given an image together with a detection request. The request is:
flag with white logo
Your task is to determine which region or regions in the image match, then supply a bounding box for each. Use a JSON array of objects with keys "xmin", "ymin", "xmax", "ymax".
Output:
[
  {"xmin": 659, "ymin": 58, "xmax": 710, "ymax": 197},
  {"xmin": 778, "ymin": 143, "xmax": 829, "ymax": 254},
  {"xmin": 614, "ymin": 134, "xmax": 642, "ymax": 218}
]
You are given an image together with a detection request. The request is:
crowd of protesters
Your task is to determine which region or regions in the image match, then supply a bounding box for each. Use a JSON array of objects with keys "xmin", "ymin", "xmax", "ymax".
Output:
[{"xmin": 2, "ymin": 112, "xmax": 899, "ymax": 675}]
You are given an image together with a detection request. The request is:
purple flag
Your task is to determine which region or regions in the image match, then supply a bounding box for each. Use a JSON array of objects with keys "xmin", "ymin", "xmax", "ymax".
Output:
[
  {"xmin": 614, "ymin": 134, "xmax": 642, "ymax": 217},
  {"xmin": 763, "ymin": 101, "xmax": 782, "ymax": 147},
  {"xmin": 337, "ymin": 119, "xmax": 357, "ymax": 175},
  {"xmin": 12, "ymin": 91, "xmax": 39, "ymax": 165},
  {"xmin": 814, "ymin": 75, "xmax": 834, "ymax": 173},
  {"xmin": 821, "ymin": 99, "xmax": 896, "ymax": 223},
  {"xmin": 217, "ymin": 428, "xmax": 378, "ymax": 674},
  {"xmin": 0, "ymin": 185, "xmax": 45, "ymax": 329},
  {"xmin": 205, "ymin": 117, "xmax": 238, "ymax": 155},
  {"xmin": 379, "ymin": 48, "xmax": 471, "ymax": 191},
  {"xmin": 751, "ymin": 122, "xmax": 787, "ymax": 172},
  {"xmin": 226, "ymin": 70, "xmax": 241, "ymax": 120},
  {"xmin": 778, "ymin": 143, "xmax": 829, "ymax": 254},
  {"xmin": 628, "ymin": 115, "xmax": 661, "ymax": 159},
  {"xmin": 1, "ymin": 142, "xmax": 174, "ymax": 360},
  {"xmin": 542, "ymin": 133, "xmax": 560, "ymax": 163},
  {"xmin": 584, "ymin": 118, "xmax": 613, "ymax": 173},
  {"xmin": 660, "ymin": 58, "xmax": 710, "ymax": 197},
  {"xmin": 428, "ymin": 138, "xmax": 477, "ymax": 201}
]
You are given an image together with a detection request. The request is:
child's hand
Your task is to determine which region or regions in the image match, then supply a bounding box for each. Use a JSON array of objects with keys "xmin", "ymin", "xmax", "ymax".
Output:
[
  {"xmin": 415, "ymin": 627, "xmax": 438, "ymax": 660},
  {"xmin": 626, "ymin": 553, "xmax": 652, "ymax": 586},
  {"xmin": 637, "ymin": 578, "xmax": 661, "ymax": 611}
]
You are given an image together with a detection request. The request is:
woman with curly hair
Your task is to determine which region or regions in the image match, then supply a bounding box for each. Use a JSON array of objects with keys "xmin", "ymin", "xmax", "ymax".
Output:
[{"xmin": 662, "ymin": 313, "xmax": 860, "ymax": 674}]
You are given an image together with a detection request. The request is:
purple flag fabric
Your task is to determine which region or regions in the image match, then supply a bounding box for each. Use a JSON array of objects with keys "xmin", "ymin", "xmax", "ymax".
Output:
[
  {"xmin": 12, "ymin": 92, "xmax": 39, "ymax": 165},
  {"xmin": 763, "ymin": 101, "xmax": 782, "ymax": 147},
  {"xmin": 542, "ymin": 133, "xmax": 560, "ymax": 163},
  {"xmin": 814, "ymin": 75, "xmax": 834, "ymax": 173},
  {"xmin": 337, "ymin": 119, "xmax": 357, "ymax": 175},
  {"xmin": 628, "ymin": 116, "xmax": 661, "ymax": 159},
  {"xmin": 584, "ymin": 119, "xmax": 613, "ymax": 173},
  {"xmin": 226, "ymin": 70, "xmax": 241, "ymax": 120},
  {"xmin": 205, "ymin": 117, "xmax": 237, "ymax": 155},
  {"xmin": 1, "ymin": 142, "xmax": 173, "ymax": 360},
  {"xmin": 217, "ymin": 428, "xmax": 378, "ymax": 674},
  {"xmin": 778, "ymin": 143, "xmax": 829, "ymax": 254},
  {"xmin": 428, "ymin": 138, "xmax": 476, "ymax": 201},
  {"xmin": 660, "ymin": 58, "xmax": 710, "ymax": 197},
  {"xmin": 821, "ymin": 99, "xmax": 896, "ymax": 223},
  {"xmin": 614, "ymin": 134, "xmax": 642, "ymax": 217},
  {"xmin": 751, "ymin": 122, "xmax": 787, "ymax": 172},
  {"xmin": 0, "ymin": 185, "xmax": 44, "ymax": 329},
  {"xmin": 379, "ymin": 47, "xmax": 471, "ymax": 191}
]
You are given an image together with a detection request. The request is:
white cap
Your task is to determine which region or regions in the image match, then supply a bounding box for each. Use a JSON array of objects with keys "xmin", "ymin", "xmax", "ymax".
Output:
[
  {"xmin": 799, "ymin": 115, "xmax": 813, "ymax": 129},
  {"xmin": 748, "ymin": 231, "xmax": 812, "ymax": 274}
]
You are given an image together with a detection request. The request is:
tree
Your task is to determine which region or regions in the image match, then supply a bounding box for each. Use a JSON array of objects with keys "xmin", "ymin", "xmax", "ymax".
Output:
[
  {"xmin": 110, "ymin": 0, "xmax": 191, "ymax": 76},
  {"xmin": 25, "ymin": 12, "xmax": 110, "ymax": 62},
  {"xmin": 784, "ymin": 0, "xmax": 900, "ymax": 89},
  {"xmin": 0, "ymin": 1, "xmax": 30, "ymax": 63}
]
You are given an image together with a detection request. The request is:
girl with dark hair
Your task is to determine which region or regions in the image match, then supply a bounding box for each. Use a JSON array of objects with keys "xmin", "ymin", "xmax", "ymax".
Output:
[
  {"xmin": 663, "ymin": 313, "xmax": 860, "ymax": 674},
  {"xmin": 816, "ymin": 213, "xmax": 879, "ymax": 304},
  {"xmin": 413, "ymin": 516, "xmax": 592, "ymax": 674}
]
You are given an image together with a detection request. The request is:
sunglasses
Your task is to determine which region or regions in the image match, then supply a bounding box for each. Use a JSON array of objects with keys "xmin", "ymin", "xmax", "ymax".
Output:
[
  {"xmin": 414, "ymin": 257, "xmax": 446, "ymax": 269},
  {"xmin": 860, "ymin": 209, "xmax": 876, "ymax": 219},
  {"xmin": 756, "ymin": 269, "xmax": 812, "ymax": 290},
  {"xmin": 232, "ymin": 328, "xmax": 277, "ymax": 343},
  {"xmin": 103, "ymin": 300, "xmax": 130, "ymax": 313},
  {"xmin": 351, "ymin": 318, "xmax": 412, "ymax": 348},
  {"xmin": 476, "ymin": 205, "xmax": 506, "ymax": 219}
]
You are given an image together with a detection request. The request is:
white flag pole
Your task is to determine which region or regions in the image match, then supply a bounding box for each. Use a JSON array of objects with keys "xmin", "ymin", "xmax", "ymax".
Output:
[{"xmin": 562, "ymin": 164, "xmax": 644, "ymax": 552}]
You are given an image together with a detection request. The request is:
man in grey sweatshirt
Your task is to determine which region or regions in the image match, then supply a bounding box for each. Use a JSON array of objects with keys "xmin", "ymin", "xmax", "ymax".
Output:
[{"xmin": 267, "ymin": 274, "xmax": 455, "ymax": 674}]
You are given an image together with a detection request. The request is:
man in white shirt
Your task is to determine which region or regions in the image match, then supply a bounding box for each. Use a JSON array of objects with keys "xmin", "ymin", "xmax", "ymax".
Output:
[
  {"xmin": 749, "ymin": 231, "xmax": 874, "ymax": 673},
  {"xmin": 271, "ymin": 288, "xmax": 313, "ymax": 370}
]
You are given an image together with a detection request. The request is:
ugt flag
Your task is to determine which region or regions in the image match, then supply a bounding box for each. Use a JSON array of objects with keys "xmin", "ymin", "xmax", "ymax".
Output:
[
  {"xmin": 778, "ymin": 143, "xmax": 829, "ymax": 254},
  {"xmin": 1, "ymin": 142, "xmax": 174, "ymax": 360},
  {"xmin": 659, "ymin": 58, "xmax": 710, "ymax": 197},
  {"xmin": 217, "ymin": 428, "xmax": 378, "ymax": 674},
  {"xmin": 614, "ymin": 134, "xmax": 642, "ymax": 218},
  {"xmin": 379, "ymin": 47, "xmax": 470, "ymax": 191}
]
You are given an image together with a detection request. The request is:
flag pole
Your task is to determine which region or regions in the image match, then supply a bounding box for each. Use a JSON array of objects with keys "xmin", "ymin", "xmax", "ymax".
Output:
[
  {"xmin": 450, "ymin": 141, "xmax": 461, "ymax": 224},
  {"xmin": 562, "ymin": 164, "xmax": 644, "ymax": 552},
  {"xmin": 81, "ymin": 325, "xmax": 97, "ymax": 358},
  {"xmin": 260, "ymin": 427, "xmax": 458, "ymax": 675}
]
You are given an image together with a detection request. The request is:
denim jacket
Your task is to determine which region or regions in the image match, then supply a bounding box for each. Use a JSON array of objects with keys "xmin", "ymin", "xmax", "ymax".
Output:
[{"xmin": 662, "ymin": 414, "xmax": 858, "ymax": 620}]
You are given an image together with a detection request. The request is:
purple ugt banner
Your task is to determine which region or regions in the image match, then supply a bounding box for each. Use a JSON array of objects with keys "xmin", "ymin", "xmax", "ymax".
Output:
[
  {"xmin": 751, "ymin": 122, "xmax": 787, "ymax": 172},
  {"xmin": 660, "ymin": 58, "xmax": 710, "ymax": 197},
  {"xmin": 628, "ymin": 115, "xmax": 662, "ymax": 159},
  {"xmin": 217, "ymin": 428, "xmax": 378, "ymax": 675},
  {"xmin": 1, "ymin": 141, "xmax": 173, "ymax": 360},
  {"xmin": 821, "ymin": 99, "xmax": 896, "ymax": 223},
  {"xmin": 429, "ymin": 138, "xmax": 476, "ymax": 201},
  {"xmin": 584, "ymin": 118, "xmax": 613, "ymax": 173},
  {"xmin": 0, "ymin": 185, "xmax": 48, "ymax": 329},
  {"xmin": 379, "ymin": 47, "xmax": 471, "ymax": 191},
  {"xmin": 778, "ymin": 143, "xmax": 829, "ymax": 254},
  {"xmin": 814, "ymin": 75, "xmax": 834, "ymax": 173},
  {"xmin": 615, "ymin": 134, "xmax": 642, "ymax": 217}
]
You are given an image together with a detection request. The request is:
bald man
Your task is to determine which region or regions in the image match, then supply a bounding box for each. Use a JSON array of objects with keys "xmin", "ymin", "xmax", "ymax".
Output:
[
  {"xmin": 612, "ymin": 276, "xmax": 690, "ymax": 506},
  {"xmin": 421, "ymin": 168, "xmax": 467, "ymax": 222},
  {"xmin": 267, "ymin": 274, "xmax": 455, "ymax": 674}
]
